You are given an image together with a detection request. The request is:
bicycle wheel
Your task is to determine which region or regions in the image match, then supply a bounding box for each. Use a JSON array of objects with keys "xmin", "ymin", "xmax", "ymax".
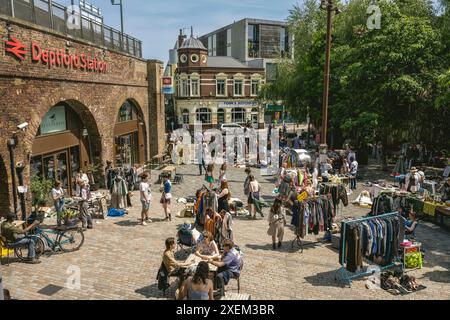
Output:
[
  {"xmin": 15, "ymin": 237, "xmax": 45, "ymax": 261},
  {"xmin": 58, "ymin": 228, "xmax": 85, "ymax": 252}
]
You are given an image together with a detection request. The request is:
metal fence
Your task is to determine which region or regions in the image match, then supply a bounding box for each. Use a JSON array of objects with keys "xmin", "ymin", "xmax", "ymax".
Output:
[{"xmin": 0, "ymin": 0, "xmax": 142, "ymax": 58}]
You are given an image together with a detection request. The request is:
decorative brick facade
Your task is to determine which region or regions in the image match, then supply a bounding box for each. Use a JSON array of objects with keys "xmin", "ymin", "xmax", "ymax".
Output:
[{"xmin": 0, "ymin": 15, "xmax": 165, "ymax": 216}]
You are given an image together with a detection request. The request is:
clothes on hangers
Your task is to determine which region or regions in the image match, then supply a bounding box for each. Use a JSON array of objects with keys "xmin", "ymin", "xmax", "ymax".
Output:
[
  {"xmin": 319, "ymin": 183, "xmax": 348, "ymax": 209},
  {"xmin": 291, "ymin": 196, "xmax": 334, "ymax": 238},
  {"xmin": 339, "ymin": 215, "xmax": 404, "ymax": 272},
  {"xmin": 110, "ymin": 175, "xmax": 128, "ymax": 210},
  {"xmin": 370, "ymin": 194, "xmax": 394, "ymax": 216}
]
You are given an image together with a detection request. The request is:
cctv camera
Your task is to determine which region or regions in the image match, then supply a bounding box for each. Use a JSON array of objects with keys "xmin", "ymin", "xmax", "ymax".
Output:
[{"xmin": 17, "ymin": 122, "xmax": 29, "ymax": 131}]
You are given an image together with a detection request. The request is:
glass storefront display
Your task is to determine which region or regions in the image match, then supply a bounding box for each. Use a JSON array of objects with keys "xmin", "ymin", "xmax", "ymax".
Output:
[{"xmin": 115, "ymin": 132, "xmax": 139, "ymax": 167}]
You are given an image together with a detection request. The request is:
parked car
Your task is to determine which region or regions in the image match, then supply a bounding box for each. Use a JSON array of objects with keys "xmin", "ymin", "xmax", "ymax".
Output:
[
  {"xmin": 221, "ymin": 123, "xmax": 244, "ymax": 135},
  {"xmin": 293, "ymin": 149, "xmax": 312, "ymax": 165}
]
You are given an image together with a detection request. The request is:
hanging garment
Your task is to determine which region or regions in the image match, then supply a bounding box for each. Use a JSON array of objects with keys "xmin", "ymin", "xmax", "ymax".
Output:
[{"xmin": 110, "ymin": 177, "xmax": 128, "ymax": 210}]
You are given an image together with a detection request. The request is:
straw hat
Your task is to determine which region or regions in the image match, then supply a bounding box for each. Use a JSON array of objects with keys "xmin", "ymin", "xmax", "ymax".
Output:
[{"xmin": 410, "ymin": 167, "xmax": 418, "ymax": 172}]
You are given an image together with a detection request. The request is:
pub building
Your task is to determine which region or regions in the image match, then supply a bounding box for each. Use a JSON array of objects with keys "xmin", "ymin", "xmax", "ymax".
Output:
[
  {"xmin": 173, "ymin": 31, "xmax": 266, "ymax": 131},
  {"xmin": 0, "ymin": 2, "xmax": 165, "ymax": 217}
]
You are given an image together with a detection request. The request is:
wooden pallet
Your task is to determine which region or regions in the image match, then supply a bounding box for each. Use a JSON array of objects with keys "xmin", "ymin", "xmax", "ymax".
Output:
[{"xmin": 220, "ymin": 292, "xmax": 251, "ymax": 300}]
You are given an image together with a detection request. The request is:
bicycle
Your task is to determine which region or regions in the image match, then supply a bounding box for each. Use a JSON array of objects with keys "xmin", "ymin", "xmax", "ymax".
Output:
[
  {"xmin": 1, "ymin": 235, "xmax": 44, "ymax": 264},
  {"xmin": 30, "ymin": 223, "xmax": 85, "ymax": 255}
]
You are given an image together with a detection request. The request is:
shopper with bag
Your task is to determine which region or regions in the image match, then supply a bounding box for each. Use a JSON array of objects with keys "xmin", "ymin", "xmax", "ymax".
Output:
[{"xmin": 161, "ymin": 174, "xmax": 173, "ymax": 222}]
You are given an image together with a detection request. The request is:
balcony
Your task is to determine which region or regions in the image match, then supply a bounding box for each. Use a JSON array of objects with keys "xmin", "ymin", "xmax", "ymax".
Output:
[{"xmin": 0, "ymin": 0, "xmax": 142, "ymax": 58}]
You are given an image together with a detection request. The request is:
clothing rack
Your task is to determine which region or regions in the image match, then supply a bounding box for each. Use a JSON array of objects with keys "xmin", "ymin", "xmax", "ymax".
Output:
[
  {"xmin": 336, "ymin": 212, "xmax": 401, "ymax": 287},
  {"xmin": 291, "ymin": 195, "xmax": 331, "ymax": 252}
]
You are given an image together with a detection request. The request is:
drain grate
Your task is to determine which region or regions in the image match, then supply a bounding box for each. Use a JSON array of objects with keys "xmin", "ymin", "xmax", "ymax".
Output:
[{"xmin": 37, "ymin": 284, "xmax": 64, "ymax": 296}]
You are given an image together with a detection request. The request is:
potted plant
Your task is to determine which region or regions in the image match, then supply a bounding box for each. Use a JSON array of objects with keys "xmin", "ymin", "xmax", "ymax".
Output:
[
  {"xmin": 86, "ymin": 163, "xmax": 101, "ymax": 191},
  {"xmin": 30, "ymin": 174, "xmax": 53, "ymax": 213}
]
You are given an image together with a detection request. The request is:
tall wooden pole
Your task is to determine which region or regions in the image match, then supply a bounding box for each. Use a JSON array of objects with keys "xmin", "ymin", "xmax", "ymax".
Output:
[{"xmin": 321, "ymin": 1, "xmax": 333, "ymax": 145}]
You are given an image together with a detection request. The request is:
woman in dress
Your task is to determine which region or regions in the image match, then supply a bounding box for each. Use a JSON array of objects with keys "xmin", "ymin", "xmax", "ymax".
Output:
[
  {"xmin": 205, "ymin": 164, "xmax": 215, "ymax": 189},
  {"xmin": 267, "ymin": 198, "xmax": 286, "ymax": 250},
  {"xmin": 217, "ymin": 180, "xmax": 230, "ymax": 213},
  {"xmin": 195, "ymin": 231, "xmax": 220, "ymax": 260}
]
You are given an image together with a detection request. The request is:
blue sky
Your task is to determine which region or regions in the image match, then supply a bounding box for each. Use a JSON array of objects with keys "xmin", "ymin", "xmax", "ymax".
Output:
[{"xmin": 59, "ymin": 0, "xmax": 297, "ymax": 63}]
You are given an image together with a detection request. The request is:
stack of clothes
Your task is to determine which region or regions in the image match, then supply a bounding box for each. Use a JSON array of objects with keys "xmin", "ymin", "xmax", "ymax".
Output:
[{"xmin": 381, "ymin": 270, "xmax": 425, "ymax": 295}]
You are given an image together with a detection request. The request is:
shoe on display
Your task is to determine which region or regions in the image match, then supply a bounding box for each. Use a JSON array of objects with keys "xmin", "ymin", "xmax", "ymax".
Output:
[{"xmin": 142, "ymin": 222, "xmax": 148, "ymax": 226}]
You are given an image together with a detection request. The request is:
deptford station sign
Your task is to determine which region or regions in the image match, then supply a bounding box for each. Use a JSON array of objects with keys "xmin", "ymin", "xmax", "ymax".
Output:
[{"xmin": 5, "ymin": 36, "xmax": 108, "ymax": 73}]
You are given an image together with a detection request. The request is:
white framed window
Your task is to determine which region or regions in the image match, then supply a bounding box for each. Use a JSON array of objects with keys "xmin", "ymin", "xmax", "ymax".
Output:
[
  {"xmin": 251, "ymin": 80, "xmax": 260, "ymax": 96},
  {"xmin": 191, "ymin": 78, "xmax": 200, "ymax": 97},
  {"xmin": 191, "ymin": 54, "xmax": 199, "ymax": 63},
  {"xmin": 178, "ymin": 78, "xmax": 190, "ymax": 97},
  {"xmin": 234, "ymin": 80, "xmax": 243, "ymax": 97},
  {"xmin": 196, "ymin": 108, "xmax": 212, "ymax": 124},
  {"xmin": 216, "ymin": 79, "xmax": 226, "ymax": 96},
  {"xmin": 232, "ymin": 108, "xmax": 245, "ymax": 124}
]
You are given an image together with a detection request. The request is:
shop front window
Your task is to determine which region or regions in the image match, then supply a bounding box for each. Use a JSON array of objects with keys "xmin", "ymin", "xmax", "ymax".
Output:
[
  {"xmin": 115, "ymin": 132, "xmax": 139, "ymax": 167},
  {"xmin": 196, "ymin": 108, "xmax": 212, "ymax": 124},
  {"xmin": 232, "ymin": 108, "xmax": 245, "ymax": 124},
  {"xmin": 217, "ymin": 108, "xmax": 225, "ymax": 125}
]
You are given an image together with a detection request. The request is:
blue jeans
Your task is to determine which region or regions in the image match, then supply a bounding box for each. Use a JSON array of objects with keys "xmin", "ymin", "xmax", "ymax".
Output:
[
  {"xmin": 54, "ymin": 199, "xmax": 65, "ymax": 226},
  {"xmin": 12, "ymin": 237, "xmax": 37, "ymax": 259},
  {"xmin": 350, "ymin": 176, "xmax": 357, "ymax": 190}
]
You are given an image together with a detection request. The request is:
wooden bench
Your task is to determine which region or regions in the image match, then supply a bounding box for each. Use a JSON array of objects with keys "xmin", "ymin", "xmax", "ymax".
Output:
[{"xmin": 220, "ymin": 292, "xmax": 251, "ymax": 300}]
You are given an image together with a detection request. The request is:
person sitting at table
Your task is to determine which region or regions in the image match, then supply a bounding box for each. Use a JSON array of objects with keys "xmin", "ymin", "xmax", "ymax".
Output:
[
  {"xmin": 177, "ymin": 261, "xmax": 214, "ymax": 300},
  {"xmin": 1, "ymin": 213, "xmax": 41, "ymax": 264},
  {"xmin": 162, "ymin": 237, "xmax": 191, "ymax": 284},
  {"xmin": 195, "ymin": 231, "xmax": 220, "ymax": 260},
  {"xmin": 405, "ymin": 211, "xmax": 418, "ymax": 236},
  {"xmin": 207, "ymin": 239, "xmax": 241, "ymax": 293}
]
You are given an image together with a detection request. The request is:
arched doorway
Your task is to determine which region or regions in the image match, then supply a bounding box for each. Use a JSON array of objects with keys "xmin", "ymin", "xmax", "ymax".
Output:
[
  {"xmin": 251, "ymin": 108, "xmax": 259, "ymax": 128},
  {"xmin": 0, "ymin": 154, "xmax": 11, "ymax": 217},
  {"xmin": 114, "ymin": 100, "xmax": 147, "ymax": 167},
  {"xmin": 30, "ymin": 101, "xmax": 102, "ymax": 195}
]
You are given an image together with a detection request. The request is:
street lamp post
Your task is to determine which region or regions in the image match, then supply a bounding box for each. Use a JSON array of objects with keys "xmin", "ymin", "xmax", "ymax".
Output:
[
  {"xmin": 320, "ymin": 0, "xmax": 340, "ymax": 146},
  {"xmin": 111, "ymin": 0, "xmax": 124, "ymax": 34},
  {"xmin": 7, "ymin": 134, "xmax": 18, "ymax": 216}
]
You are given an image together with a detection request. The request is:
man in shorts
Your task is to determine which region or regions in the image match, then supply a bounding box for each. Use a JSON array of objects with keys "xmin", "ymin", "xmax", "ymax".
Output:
[{"xmin": 140, "ymin": 173, "xmax": 152, "ymax": 225}]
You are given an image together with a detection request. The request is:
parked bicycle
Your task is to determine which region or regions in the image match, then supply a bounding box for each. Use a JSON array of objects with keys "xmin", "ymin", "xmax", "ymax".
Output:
[{"xmin": 26, "ymin": 213, "xmax": 85, "ymax": 254}]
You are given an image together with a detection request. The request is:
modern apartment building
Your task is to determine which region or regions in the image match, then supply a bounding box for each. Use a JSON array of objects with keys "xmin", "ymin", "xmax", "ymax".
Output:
[{"xmin": 199, "ymin": 18, "xmax": 293, "ymax": 81}]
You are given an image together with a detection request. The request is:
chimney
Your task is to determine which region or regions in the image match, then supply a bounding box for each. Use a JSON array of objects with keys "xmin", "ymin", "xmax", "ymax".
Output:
[
  {"xmin": 191, "ymin": 26, "xmax": 194, "ymax": 37},
  {"xmin": 178, "ymin": 29, "xmax": 185, "ymax": 48}
]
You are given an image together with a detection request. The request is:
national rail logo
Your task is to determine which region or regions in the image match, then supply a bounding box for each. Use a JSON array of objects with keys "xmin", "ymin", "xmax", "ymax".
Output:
[{"xmin": 4, "ymin": 36, "xmax": 108, "ymax": 73}]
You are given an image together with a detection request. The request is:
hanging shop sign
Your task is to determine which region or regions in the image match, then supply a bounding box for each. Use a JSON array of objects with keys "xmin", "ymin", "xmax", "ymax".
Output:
[
  {"xmin": 4, "ymin": 36, "xmax": 108, "ymax": 73},
  {"xmin": 162, "ymin": 76, "xmax": 174, "ymax": 94},
  {"xmin": 40, "ymin": 105, "xmax": 67, "ymax": 135}
]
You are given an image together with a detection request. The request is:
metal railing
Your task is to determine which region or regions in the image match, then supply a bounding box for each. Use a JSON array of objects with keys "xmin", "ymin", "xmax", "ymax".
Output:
[{"xmin": 0, "ymin": 0, "xmax": 142, "ymax": 58}]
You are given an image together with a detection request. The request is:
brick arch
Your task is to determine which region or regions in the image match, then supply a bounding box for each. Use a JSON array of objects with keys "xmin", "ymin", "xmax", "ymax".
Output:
[{"xmin": 113, "ymin": 96, "xmax": 149, "ymax": 163}]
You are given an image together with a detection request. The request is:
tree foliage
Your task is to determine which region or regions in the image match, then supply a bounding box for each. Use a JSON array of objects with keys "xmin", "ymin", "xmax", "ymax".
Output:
[{"xmin": 263, "ymin": 0, "xmax": 450, "ymax": 150}]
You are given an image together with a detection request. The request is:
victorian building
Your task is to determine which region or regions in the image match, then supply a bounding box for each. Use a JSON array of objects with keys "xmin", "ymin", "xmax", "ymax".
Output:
[{"xmin": 174, "ymin": 30, "xmax": 266, "ymax": 131}]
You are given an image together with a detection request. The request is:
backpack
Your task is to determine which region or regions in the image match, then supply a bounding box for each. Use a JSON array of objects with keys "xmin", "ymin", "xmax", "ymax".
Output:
[{"xmin": 156, "ymin": 262, "xmax": 170, "ymax": 291}]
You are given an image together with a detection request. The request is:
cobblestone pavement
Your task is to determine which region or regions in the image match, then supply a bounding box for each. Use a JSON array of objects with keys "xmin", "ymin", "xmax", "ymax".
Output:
[{"xmin": 2, "ymin": 163, "xmax": 449, "ymax": 300}]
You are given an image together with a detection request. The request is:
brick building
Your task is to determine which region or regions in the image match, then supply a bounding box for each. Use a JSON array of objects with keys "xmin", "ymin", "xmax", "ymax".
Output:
[
  {"xmin": 174, "ymin": 31, "xmax": 266, "ymax": 131},
  {"xmin": 0, "ymin": 8, "xmax": 165, "ymax": 217}
]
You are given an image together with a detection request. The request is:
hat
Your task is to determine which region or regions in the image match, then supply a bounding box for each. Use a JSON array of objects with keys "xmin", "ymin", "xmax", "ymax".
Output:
[{"xmin": 410, "ymin": 167, "xmax": 418, "ymax": 172}]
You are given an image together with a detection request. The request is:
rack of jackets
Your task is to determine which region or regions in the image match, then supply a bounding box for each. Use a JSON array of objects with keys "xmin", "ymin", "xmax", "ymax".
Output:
[
  {"xmin": 338, "ymin": 212, "xmax": 405, "ymax": 276},
  {"xmin": 110, "ymin": 175, "xmax": 128, "ymax": 210},
  {"xmin": 370, "ymin": 193, "xmax": 394, "ymax": 216},
  {"xmin": 319, "ymin": 183, "xmax": 348, "ymax": 211},
  {"xmin": 291, "ymin": 196, "xmax": 335, "ymax": 238},
  {"xmin": 194, "ymin": 186, "xmax": 218, "ymax": 226}
]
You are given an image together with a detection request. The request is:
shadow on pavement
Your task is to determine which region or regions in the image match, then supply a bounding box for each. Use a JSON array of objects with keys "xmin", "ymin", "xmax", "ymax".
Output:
[
  {"xmin": 421, "ymin": 270, "xmax": 450, "ymax": 283},
  {"xmin": 135, "ymin": 283, "xmax": 175, "ymax": 299},
  {"xmin": 113, "ymin": 220, "xmax": 141, "ymax": 227},
  {"xmin": 245, "ymin": 240, "xmax": 322, "ymax": 253},
  {"xmin": 304, "ymin": 269, "xmax": 347, "ymax": 288}
]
